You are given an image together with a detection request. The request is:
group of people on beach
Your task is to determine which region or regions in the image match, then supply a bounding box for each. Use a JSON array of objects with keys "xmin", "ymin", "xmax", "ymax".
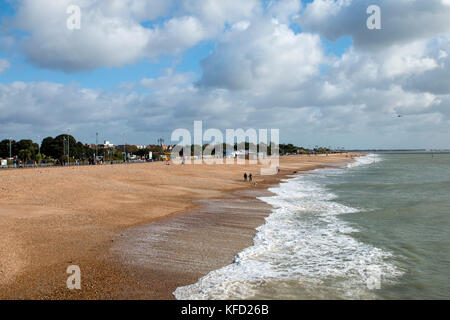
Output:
[{"xmin": 243, "ymin": 172, "xmax": 253, "ymax": 182}]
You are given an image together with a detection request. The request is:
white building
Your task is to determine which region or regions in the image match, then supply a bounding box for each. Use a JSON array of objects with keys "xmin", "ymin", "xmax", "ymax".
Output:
[{"xmin": 104, "ymin": 141, "xmax": 114, "ymax": 148}]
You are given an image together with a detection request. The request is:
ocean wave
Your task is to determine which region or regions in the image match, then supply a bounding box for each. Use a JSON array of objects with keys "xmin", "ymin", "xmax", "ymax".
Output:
[
  {"xmin": 347, "ymin": 154, "xmax": 384, "ymax": 168},
  {"xmin": 174, "ymin": 154, "xmax": 401, "ymax": 300}
]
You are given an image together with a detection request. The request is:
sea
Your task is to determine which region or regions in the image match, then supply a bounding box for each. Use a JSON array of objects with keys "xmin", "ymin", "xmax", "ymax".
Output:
[{"xmin": 174, "ymin": 153, "xmax": 450, "ymax": 300}]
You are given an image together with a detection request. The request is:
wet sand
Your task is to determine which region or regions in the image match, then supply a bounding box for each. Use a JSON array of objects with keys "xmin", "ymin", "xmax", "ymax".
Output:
[
  {"xmin": 109, "ymin": 188, "xmax": 275, "ymax": 299},
  {"xmin": 0, "ymin": 154, "xmax": 358, "ymax": 299}
]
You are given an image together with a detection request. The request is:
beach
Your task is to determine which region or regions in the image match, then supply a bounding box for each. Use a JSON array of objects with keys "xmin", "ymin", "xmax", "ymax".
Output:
[{"xmin": 0, "ymin": 154, "xmax": 358, "ymax": 299}]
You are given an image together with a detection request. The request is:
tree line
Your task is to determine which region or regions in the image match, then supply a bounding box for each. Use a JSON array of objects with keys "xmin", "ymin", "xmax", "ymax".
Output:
[
  {"xmin": 1, "ymin": 135, "xmax": 334, "ymax": 163},
  {"xmin": 0, "ymin": 135, "xmax": 167, "ymax": 163},
  {"xmin": 0, "ymin": 135, "xmax": 94, "ymax": 163}
]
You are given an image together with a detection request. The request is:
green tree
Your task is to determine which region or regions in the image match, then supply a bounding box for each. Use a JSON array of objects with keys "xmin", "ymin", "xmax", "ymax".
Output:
[
  {"xmin": 41, "ymin": 135, "xmax": 78, "ymax": 159},
  {"xmin": 18, "ymin": 149, "xmax": 32, "ymax": 163},
  {"xmin": 41, "ymin": 137, "xmax": 58, "ymax": 159},
  {"xmin": 16, "ymin": 140, "xmax": 39, "ymax": 159},
  {"xmin": 36, "ymin": 153, "xmax": 44, "ymax": 163},
  {"xmin": 0, "ymin": 139, "xmax": 17, "ymax": 158}
]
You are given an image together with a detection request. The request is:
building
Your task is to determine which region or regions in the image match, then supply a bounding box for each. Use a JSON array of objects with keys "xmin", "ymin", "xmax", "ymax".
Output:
[{"xmin": 104, "ymin": 141, "xmax": 114, "ymax": 148}]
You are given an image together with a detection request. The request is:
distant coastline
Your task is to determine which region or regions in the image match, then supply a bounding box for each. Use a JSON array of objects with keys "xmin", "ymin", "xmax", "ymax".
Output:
[{"xmin": 346, "ymin": 149, "xmax": 450, "ymax": 154}]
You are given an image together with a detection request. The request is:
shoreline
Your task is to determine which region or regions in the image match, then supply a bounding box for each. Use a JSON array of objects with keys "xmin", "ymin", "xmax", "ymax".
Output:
[
  {"xmin": 108, "ymin": 156, "xmax": 358, "ymax": 300},
  {"xmin": 0, "ymin": 154, "xmax": 360, "ymax": 299}
]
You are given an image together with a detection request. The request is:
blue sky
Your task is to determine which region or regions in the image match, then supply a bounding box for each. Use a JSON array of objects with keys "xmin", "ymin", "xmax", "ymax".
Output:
[{"xmin": 0, "ymin": 0, "xmax": 449, "ymax": 149}]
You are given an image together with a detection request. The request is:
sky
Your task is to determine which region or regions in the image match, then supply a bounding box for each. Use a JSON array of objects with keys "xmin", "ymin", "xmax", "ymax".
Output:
[{"xmin": 0, "ymin": 0, "xmax": 450, "ymax": 149}]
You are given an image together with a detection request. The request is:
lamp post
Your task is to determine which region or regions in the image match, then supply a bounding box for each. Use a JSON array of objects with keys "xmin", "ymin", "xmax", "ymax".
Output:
[
  {"xmin": 67, "ymin": 128, "xmax": 71, "ymax": 165},
  {"xmin": 123, "ymin": 133, "xmax": 126, "ymax": 162},
  {"xmin": 36, "ymin": 136, "xmax": 41, "ymax": 155},
  {"xmin": 96, "ymin": 132, "xmax": 98, "ymax": 162},
  {"xmin": 9, "ymin": 137, "xmax": 12, "ymax": 159}
]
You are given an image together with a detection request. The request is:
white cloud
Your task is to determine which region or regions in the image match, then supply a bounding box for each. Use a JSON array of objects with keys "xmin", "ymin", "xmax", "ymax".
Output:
[
  {"xmin": 266, "ymin": 0, "xmax": 302, "ymax": 24},
  {"xmin": 145, "ymin": 16, "xmax": 207, "ymax": 56},
  {"xmin": 402, "ymin": 37, "xmax": 450, "ymax": 94},
  {"xmin": 6, "ymin": 0, "xmax": 262, "ymax": 72},
  {"xmin": 199, "ymin": 19, "xmax": 324, "ymax": 92},
  {"xmin": 0, "ymin": 82, "xmax": 121, "ymax": 129},
  {"xmin": 0, "ymin": 59, "xmax": 10, "ymax": 73},
  {"xmin": 140, "ymin": 70, "xmax": 195, "ymax": 91},
  {"xmin": 299, "ymin": 0, "xmax": 450, "ymax": 50},
  {"xmin": 327, "ymin": 41, "xmax": 440, "ymax": 87},
  {"xmin": 181, "ymin": 0, "xmax": 262, "ymax": 35},
  {"xmin": 13, "ymin": 0, "xmax": 152, "ymax": 71}
]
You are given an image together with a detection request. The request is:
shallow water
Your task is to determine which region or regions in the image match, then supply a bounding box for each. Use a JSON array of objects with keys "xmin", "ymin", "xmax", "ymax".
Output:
[{"xmin": 174, "ymin": 154, "xmax": 450, "ymax": 300}]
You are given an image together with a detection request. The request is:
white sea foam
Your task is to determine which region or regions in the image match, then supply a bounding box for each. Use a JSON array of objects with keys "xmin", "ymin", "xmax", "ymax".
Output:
[
  {"xmin": 347, "ymin": 153, "xmax": 383, "ymax": 168},
  {"xmin": 174, "ymin": 154, "xmax": 401, "ymax": 300}
]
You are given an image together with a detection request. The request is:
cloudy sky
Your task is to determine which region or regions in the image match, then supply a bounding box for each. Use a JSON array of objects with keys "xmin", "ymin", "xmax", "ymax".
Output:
[{"xmin": 1, "ymin": 0, "xmax": 450, "ymax": 149}]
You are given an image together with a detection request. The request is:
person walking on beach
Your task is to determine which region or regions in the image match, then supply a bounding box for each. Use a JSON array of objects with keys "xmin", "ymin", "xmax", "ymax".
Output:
[
  {"xmin": 244, "ymin": 173, "xmax": 248, "ymax": 181},
  {"xmin": 249, "ymin": 173, "xmax": 253, "ymax": 182}
]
